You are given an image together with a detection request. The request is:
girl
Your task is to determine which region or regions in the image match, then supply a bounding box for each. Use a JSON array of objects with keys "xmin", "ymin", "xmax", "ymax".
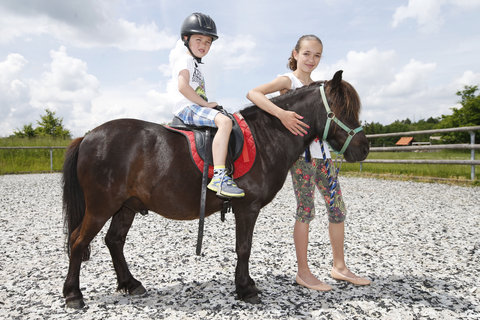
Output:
[{"xmin": 247, "ymin": 35, "xmax": 370, "ymax": 291}]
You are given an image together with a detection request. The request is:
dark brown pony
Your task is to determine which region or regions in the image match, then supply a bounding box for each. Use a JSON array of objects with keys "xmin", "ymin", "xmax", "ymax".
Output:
[{"xmin": 62, "ymin": 71, "xmax": 369, "ymax": 308}]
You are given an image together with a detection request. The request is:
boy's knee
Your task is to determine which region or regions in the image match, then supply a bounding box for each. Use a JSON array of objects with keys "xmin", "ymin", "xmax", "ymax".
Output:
[{"xmin": 215, "ymin": 114, "xmax": 232, "ymax": 129}]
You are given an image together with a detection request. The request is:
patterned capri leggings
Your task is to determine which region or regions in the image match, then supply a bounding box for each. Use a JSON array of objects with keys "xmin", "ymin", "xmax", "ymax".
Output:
[{"xmin": 290, "ymin": 157, "xmax": 346, "ymax": 224}]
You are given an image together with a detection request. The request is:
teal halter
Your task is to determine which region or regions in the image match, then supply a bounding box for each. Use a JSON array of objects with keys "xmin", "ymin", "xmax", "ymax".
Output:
[{"xmin": 319, "ymin": 84, "xmax": 363, "ymax": 155}]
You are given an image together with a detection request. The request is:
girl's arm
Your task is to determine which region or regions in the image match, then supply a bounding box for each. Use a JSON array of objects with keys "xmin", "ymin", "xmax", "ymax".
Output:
[
  {"xmin": 178, "ymin": 69, "xmax": 218, "ymax": 108},
  {"xmin": 247, "ymin": 76, "xmax": 309, "ymax": 136}
]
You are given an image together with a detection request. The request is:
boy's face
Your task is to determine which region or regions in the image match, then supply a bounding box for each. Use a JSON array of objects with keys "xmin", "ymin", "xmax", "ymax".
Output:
[{"xmin": 186, "ymin": 34, "xmax": 213, "ymax": 58}]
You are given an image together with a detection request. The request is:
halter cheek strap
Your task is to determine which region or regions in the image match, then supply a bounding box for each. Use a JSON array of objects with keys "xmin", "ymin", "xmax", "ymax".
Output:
[
  {"xmin": 318, "ymin": 83, "xmax": 362, "ymax": 212},
  {"xmin": 319, "ymin": 84, "xmax": 363, "ymax": 155}
]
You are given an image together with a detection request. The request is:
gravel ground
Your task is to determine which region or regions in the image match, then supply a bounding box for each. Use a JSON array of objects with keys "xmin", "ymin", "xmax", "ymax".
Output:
[{"xmin": 0, "ymin": 173, "xmax": 479, "ymax": 319}]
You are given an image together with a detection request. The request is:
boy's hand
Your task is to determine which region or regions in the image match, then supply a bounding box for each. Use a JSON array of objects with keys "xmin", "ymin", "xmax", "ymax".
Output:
[{"xmin": 206, "ymin": 102, "xmax": 218, "ymax": 108}]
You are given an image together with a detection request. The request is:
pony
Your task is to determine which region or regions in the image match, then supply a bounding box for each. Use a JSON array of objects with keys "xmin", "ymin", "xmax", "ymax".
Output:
[{"xmin": 62, "ymin": 70, "xmax": 369, "ymax": 308}]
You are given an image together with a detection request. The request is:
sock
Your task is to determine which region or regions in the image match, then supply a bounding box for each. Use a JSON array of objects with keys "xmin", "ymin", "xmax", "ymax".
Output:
[{"xmin": 213, "ymin": 165, "xmax": 226, "ymax": 177}]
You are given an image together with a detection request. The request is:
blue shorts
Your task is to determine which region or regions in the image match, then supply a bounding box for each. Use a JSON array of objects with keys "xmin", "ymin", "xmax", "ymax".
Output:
[{"xmin": 176, "ymin": 105, "xmax": 219, "ymax": 127}]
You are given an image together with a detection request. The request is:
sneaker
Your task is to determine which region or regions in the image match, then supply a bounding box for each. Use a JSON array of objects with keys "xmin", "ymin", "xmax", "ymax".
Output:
[{"xmin": 207, "ymin": 175, "xmax": 245, "ymax": 198}]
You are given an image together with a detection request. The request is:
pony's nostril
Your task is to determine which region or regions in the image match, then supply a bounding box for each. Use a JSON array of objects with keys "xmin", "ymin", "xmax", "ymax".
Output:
[{"xmin": 363, "ymin": 145, "xmax": 369, "ymax": 158}]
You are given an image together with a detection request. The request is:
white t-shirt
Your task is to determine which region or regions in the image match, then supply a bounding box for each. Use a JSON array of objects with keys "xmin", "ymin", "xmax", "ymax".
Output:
[
  {"xmin": 282, "ymin": 72, "xmax": 331, "ymax": 159},
  {"xmin": 172, "ymin": 51, "xmax": 208, "ymax": 116}
]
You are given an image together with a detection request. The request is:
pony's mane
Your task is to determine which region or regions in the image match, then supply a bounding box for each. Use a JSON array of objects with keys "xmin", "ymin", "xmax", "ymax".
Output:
[
  {"xmin": 324, "ymin": 79, "xmax": 361, "ymax": 123},
  {"xmin": 240, "ymin": 80, "xmax": 361, "ymax": 122},
  {"xmin": 239, "ymin": 81, "xmax": 323, "ymax": 117}
]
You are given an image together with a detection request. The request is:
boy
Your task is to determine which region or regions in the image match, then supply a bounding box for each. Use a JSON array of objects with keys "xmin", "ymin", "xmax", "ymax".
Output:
[{"xmin": 173, "ymin": 13, "xmax": 244, "ymax": 198}]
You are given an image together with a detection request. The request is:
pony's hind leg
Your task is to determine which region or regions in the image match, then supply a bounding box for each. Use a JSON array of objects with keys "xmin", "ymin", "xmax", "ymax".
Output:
[
  {"xmin": 105, "ymin": 206, "xmax": 146, "ymax": 296},
  {"xmin": 63, "ymin": 212, "xmax": 110, "ymax": 309}
]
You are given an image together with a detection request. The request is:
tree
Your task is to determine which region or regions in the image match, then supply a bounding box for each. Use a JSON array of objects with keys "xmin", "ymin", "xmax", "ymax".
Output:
[
  {"xmin": 438, "ymin": 85, "xmax": 480, "ymax": 143},
  {"xmin": 362, "ymin": 121, "xmax": 389, "ymax": 147},
  {"xmin": 425, "ymin": 117, "xmax": 440, "ymax": 124},
  {"xmin": 13, "ymin": 108, "xmax": 72, "ymax": 139},
  {"xmin": 35, "ymin": 109, "xmax": 71, "ymax": 138},
  {"xmin": 13, "ymin": 123, "xmax": 36, "ymax": 138},
  {"xmin": 362, "ymin": 121, "xmax": 384, "ymax": 135}
]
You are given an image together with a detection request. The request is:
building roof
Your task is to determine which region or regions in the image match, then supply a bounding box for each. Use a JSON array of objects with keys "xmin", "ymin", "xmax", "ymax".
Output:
[{"xmin": 395, "ymin": 136, "xmax": 414, "ymax": 146}]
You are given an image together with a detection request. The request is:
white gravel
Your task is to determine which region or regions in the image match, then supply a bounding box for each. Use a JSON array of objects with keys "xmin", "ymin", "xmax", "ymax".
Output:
[{"xmin": 0, "ymin": 173, "xmax": 479, "ymax": 319}]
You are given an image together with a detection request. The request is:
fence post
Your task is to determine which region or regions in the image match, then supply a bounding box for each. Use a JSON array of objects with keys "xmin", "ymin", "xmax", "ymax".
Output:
[
  {"xmin": 470, "ymin": 131, "xmax": 476, "ymax": 181},
  {"xmin": 50, "ymin": 148, "xmax": 53, "ymax": 172}
]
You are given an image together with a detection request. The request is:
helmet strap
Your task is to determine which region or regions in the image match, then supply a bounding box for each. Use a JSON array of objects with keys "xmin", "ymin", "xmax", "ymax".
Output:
[{"xmin": 184, "ymin": 35, "xmax": 203, "ymax": 64}]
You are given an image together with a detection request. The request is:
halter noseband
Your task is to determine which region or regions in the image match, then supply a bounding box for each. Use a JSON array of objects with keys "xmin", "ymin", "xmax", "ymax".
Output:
[{"xmin": 319, "ymin": 84, "xmax": 363, "ymax": 155}]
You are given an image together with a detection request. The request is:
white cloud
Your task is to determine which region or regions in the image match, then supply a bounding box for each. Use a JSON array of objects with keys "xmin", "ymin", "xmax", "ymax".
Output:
[
  {"xmin": 392, "ymin": 0, "xmax": 480, "ymax": 33},
  {"xmin": 392, "ymin": 0, "xmax": 446, "ymax": 33},
  {"xmin": 382, "ymin": 59, "xmax": 437, "ymax": 96},
  {"xmin": 1, "ymin": 2, "xmax": 477, "ymax": 136},
  {"xmin": 90, "ymin": 83, "xmax": 165, "ymax": 126},
  {"xmin": 313, "ymin": 48, "xmax": 396, "ymax": 87},
  {"xmin": 207, "ymin": 34, "xmax": 258, "ymax": 71},
  {"xmin": 28, "ymin": 46, "xmax": 100, "ymax": 136},
  {"xmin": 453, "ymin": 0, "xmax": 480, "ymax": 8},
  {"xmin": 32, "ymin": 47, "xmax": 99, "ymax": 100},
  {"xmin": 0, "ymin": 53, "xmax": 27, "ymax": 81},
  {"xmin": 311, "ymin": 48, "xmax": 468, "ymax": 124},
  {"xmin": 0, "ymin": 47, "xmax": 103, "ymax": 137},
  {"xmin": 28, "ymin": 45, "xmax": 177, "ymax": 136},
  {"xmin": 0, "ymin": 53, "xmax": 33, "ymax": 134},
  {"xmin": 0, "ymin": 1, "xmax": 176, "ymax": 50},
  {"xmin": 0, "ymin": 33, "xmax": 260, "ymax": 137},
  {"xmin": 451, "ymin": 70, "xmax": 480, "ymax": 90},
  {"xmin": 89, "ymin": 41, "xmax": 185, "ymax": 133}
]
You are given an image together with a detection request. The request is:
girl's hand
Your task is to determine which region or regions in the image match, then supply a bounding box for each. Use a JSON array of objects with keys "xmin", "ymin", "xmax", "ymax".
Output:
[{"xmin": 279, "ymin": 110, "xmax": 309, "ymax": 136}]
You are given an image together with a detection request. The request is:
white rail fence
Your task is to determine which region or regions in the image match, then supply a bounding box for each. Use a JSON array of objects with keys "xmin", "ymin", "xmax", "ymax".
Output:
[
  {"xmin": 0, "ymin": 146, "xmax": 66, "ymax": 172},
  {"xmin": 364, "ymin": 125, "xmax": 480, "ymax": 180},
  {"xmin": 1, "ymin": 125, "xmax": 479, "ymax": 180}
]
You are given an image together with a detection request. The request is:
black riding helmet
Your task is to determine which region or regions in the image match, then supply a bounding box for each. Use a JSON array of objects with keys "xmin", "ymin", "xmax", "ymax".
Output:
[{"xmin": 181, "ymin": 12, "xmax": 218, "ymax": 63}]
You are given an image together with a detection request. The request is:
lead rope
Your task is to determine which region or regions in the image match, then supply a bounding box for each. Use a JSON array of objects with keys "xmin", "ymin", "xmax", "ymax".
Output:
[{"xmin": 320, "ymin": 142, "xmax": 343, "ymax": 211}]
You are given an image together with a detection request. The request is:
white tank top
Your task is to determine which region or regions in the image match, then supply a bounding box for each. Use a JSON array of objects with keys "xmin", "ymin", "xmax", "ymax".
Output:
[{"xmin": 282, "ymin": 73, "xmax": 331, "ymax": 159}]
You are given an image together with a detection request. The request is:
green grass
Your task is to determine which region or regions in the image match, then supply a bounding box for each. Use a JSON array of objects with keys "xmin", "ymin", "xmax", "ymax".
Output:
[{"xmin": 0, "ymin": 137, "xmax": 71, "ymax": 174}]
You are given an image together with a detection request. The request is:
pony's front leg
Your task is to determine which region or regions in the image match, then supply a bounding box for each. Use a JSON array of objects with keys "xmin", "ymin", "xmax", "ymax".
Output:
[
  {"xmin": 234, "ymin": 208, "xmax": 261, "ymax": 304},
  {"xmin": 105, "ymin": 207, "xmax": 146, "ymax": 296}
]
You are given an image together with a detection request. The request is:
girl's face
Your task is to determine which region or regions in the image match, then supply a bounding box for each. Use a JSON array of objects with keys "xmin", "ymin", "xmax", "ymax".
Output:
[
  {"xmin": 293, "ymin": 39, "xmax": 323, "ymax": 73},
  {"xmin": 187, "ymin": 34, "xmax": 213, "ymax": 58}
]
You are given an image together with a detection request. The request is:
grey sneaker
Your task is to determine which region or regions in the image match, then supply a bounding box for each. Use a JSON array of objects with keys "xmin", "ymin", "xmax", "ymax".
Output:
[{"xmin": 207, "ymin": 175, "xmax": 245, "ymax": 198}]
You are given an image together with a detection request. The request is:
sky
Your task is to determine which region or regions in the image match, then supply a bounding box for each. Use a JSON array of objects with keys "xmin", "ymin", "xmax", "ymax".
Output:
[{"xmin": 1, "ymin": 0, "xmax": 479, "ymax": 137}]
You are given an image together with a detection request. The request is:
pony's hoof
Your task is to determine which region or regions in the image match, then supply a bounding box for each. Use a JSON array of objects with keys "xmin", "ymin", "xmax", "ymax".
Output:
[
  {"xmin": 65, "ymin": 298, "xmax": 85, "ymax": 309},
  {"xmin": 238, "ymin": 288, "xmax": 262, "ymax": 304},
  {"xmin": 129, "ymin": 284, "xmax": 146, "ymax": 296},
  {"xmin": 244, "ymin": 295, "xmax": 261, "ymax": 304}
]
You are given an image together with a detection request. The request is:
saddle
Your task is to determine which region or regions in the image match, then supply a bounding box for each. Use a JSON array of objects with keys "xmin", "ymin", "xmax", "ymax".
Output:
[
  {"xmin": 166, "ymin": 109, "xmax": 255, "ymax": 179},
  {"xmin": 165, "ymin": 109, "xmax": 256, "ymax": 255}
]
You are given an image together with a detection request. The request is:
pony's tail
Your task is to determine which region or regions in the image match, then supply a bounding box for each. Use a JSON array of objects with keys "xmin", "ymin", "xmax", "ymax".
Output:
[{"xmin": 62, "ymin": 137, "xmax": 90, "ymax": 261}]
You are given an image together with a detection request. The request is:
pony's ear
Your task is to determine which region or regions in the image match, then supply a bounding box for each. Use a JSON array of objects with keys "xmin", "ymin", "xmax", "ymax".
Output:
[{"xmin": 330, "ymin": 70, "xmax": 343, "ymax": 88}]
